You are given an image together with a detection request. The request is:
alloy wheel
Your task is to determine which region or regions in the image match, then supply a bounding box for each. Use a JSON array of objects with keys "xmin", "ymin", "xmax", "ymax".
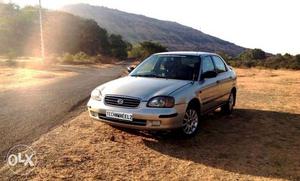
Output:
[{"xmin": 182, "ymin": 109, "xmax": 199, "ymax": 135}]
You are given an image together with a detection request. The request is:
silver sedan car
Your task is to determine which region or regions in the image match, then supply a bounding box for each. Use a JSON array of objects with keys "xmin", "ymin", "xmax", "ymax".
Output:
[{"xmin": 87, "ymin": 52, "xmax": 237, "ymax": 136}]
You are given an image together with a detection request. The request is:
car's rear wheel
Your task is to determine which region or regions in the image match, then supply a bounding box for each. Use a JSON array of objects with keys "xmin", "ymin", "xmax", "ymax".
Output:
[
  {"xmin": 181, "ymin": 107, "xmax": 200, "ymax": 136},
  {"xmin": 221, "ymin": 91, "xmax": 235, "ymax": 114}
]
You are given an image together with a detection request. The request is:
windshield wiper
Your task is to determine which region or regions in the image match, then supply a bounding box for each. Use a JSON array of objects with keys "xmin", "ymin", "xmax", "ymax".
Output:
[{"xmin": 131, "ymin": 74, "xmax": 165, "ymax": 78}]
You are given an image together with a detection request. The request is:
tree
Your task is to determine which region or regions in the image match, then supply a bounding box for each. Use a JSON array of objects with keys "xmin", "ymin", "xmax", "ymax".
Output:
[
  {"xmin": 0, "ymin": 3, "xmax": 29, "ymax": 56},
  {"xmin": 140, "ymin": 41, "xmax": 167, "ymax": 57},
  {"xmin": 239, "ymin": 48, "xmax": 266, "ymax": 60},
  {"xmin": 109, "ymin": 34, "xmax": 129, "ymax": 59},
  {"xmin": 78, "ymin": 19, "xmax": 110, "ymax": 55},
  {"xmin": 252, "ymin": 49, "xmax": 266, "ymax": 59},
  {"xmin": 129, "ymin": 41, "xmax": 167, "ymax": 60}
]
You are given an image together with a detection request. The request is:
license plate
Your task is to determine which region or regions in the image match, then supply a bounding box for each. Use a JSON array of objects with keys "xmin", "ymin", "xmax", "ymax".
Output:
[{"xmin": 106, "ymin": 111, "xmax": 133, "ymax": 121}]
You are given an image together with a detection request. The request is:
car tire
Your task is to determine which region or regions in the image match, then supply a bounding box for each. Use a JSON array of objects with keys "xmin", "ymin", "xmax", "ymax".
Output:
[
  {"xmin": 180, "ymin": 106, "xmax": 200, "ymax": 137},
  {"xmin": 221, "ymin": 91, "xmax": 235, "ymax": 114}
]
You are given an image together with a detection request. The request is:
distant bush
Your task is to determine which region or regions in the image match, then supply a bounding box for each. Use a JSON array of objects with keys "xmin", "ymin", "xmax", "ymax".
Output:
[
  {"xmin": 73, "ymin": 52, "xmax": 90, "ymax": 63},
  {"xmin": 129, "ymin": 41, "xmax": 167, "ymax": 60},
  {"xmin": 91, "ymin": 54, "xmax": 113, "ymax": 64},
  {"xmin": 61, "ymin": 53, "xmax": 74, "ymax": 64},
  {"xmin": 225, "ymin": 49, "xmax": 300, "ymax": 70},
  {"xmin": 238, "ymin": 48, "xmax": 266, "ymax": 60},
  {"xmin": 128, "ymin": 46, "xmax": 143, "ymax": 59},
  {"xmin": 91, "ymin": 54, "xmax": 103, "ymax": 63}
]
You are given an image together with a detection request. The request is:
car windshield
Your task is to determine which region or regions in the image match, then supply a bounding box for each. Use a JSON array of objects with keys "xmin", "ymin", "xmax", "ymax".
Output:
[{"xmin": 130, "ymin": 54, "xmax": 200, "ymax": 81}]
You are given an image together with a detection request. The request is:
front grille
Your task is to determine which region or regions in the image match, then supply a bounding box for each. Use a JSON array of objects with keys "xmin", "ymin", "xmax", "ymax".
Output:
[{"xmin": 104, "ymin": 95, "xmax": 140, "ymax": 108}]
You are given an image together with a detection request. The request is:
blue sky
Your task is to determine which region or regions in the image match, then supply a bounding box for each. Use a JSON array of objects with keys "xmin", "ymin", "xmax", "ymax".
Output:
[{"xmin": 5, "ymin": 0, "xmax": 300, "ymax": 55}]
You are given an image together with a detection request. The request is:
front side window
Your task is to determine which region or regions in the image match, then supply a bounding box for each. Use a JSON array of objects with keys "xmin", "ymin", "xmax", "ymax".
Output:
[
  {"xmin": 130, "ymin": 54, "xmax": 200, "ymax": 81},
  {"xmin": 212, "ymin": 56, "xmax": 227, "ymax": 73}
]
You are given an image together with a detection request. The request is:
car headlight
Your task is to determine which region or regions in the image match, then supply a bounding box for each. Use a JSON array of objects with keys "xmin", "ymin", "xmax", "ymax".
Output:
[
  {"xmin": 147, "ymin": 96, "xmax": 175, "ymax": 108},
  {"xmin": 91, "ymin": 89, "xmax": 102, "ymax": 101}
]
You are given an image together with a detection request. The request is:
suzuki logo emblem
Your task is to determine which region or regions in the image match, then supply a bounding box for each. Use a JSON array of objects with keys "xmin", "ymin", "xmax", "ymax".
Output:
[{"xmin": 117, "ymin": 99, "xmax": 124, "ymax": 105}]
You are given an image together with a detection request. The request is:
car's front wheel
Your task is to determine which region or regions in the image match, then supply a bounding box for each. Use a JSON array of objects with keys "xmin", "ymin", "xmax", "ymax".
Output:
[{"xmin": 181, "ymin": 107, "xmax": 200, "ymax": 136}]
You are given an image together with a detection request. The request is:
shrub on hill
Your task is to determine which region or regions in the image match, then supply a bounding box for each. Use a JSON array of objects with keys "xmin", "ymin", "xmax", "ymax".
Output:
[
  {"xmin": 226, "ymin": 49, "xmax": 300, "ymax": 70},
  {"xmin": 129, "ymin": 41, "xmax": 167, "ymax": 60}
]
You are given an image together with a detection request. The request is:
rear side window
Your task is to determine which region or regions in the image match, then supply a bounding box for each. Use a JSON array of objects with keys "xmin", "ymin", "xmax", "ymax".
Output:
[
  {"xmin": 212, "ymin": 56, "xmax": 227, "ymax": 73},
  {"xmin": 202, "ymin": 56, "xmax": 215, "ymax": 73}
]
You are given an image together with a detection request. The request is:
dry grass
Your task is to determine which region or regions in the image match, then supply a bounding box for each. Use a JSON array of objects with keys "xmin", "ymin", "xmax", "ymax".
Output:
[
  {"xmin": 1, "ymin": 68, "xmax": 300, "ymax": 180},
  {"xmin": 236, "ymin": 68, "xmax": 300, "ymax": 113}
]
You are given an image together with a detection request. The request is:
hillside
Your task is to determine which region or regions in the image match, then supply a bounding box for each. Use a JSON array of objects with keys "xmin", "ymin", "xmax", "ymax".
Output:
[{"xmin": 62, "ymin": 4, "xmax": 245, "ymax": 56}]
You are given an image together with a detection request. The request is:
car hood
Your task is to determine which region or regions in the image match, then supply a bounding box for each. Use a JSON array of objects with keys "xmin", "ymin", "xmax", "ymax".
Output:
[{"xmin": 98, "ymin": 76, "xmax": 191, "ymax": 101}]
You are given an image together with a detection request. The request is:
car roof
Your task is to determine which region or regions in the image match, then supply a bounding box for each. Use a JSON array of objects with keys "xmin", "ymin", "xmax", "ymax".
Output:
[{"xmin": 155, "ymin": 51, "xmax": 217, "ymax": 56}]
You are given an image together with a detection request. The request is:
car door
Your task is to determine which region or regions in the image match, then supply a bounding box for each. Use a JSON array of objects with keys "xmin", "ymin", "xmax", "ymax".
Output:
[
  {"xmin": 198, "ymin": 56, "xmax": 220, "ymax": 112},
  {"xmin": 211, "ymin": 55, "xmax": 233, "ymax": 104}
]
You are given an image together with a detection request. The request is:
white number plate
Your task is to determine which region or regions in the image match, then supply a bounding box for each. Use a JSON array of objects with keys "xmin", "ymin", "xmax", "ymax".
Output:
[{"xmin": 106, "ymin": 111, "xmax": 133, "ymax": 121}]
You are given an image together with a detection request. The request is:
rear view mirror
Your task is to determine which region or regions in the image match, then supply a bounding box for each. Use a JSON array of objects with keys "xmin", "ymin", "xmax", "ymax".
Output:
[
  {"xmin": 201, "ymin": 71, "xmax": 217, "ymax": 79},
  {"xmin": 127, "ymin": 66, "xmax": 135, "ymax": 73}
]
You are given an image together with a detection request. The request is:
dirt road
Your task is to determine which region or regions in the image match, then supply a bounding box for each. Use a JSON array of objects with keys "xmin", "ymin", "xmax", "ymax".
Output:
[{"xmin": 0, "ymin": 64, "xmax": 125, "ymax": 158}]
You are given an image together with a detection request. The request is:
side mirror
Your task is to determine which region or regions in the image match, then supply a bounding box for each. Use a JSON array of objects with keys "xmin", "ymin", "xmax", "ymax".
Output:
[
  {"xmin": 127, "ymin": 66, "xmax": 135, "ymax": 73},
  {"xmin": 201, "ymin": 71, "xmax": 217, "ymax": 80}
]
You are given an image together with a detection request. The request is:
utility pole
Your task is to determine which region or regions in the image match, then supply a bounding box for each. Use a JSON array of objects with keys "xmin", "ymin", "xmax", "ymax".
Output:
[{"xmin": 39, "ymin": 0, "xmax": 45, "ymax": 63}]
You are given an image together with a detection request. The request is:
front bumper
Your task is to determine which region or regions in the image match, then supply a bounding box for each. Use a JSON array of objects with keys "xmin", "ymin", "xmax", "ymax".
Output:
[{"xmin": 87, "ymin": 98, "xmax": 187, "ymax": 130}]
